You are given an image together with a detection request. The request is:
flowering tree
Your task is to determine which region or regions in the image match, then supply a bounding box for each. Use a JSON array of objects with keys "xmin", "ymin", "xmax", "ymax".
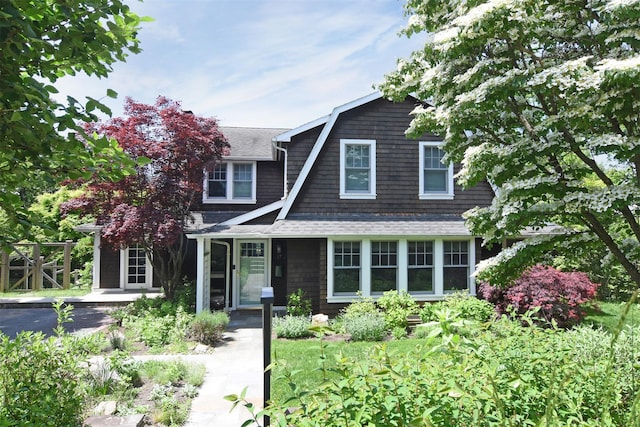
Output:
[
  {"xmin": 63, "ymin": 97, "xmax": 229, "ymax": 299},
  {"xmin": 0, "ymin": 0, "xmax": 143, "ymax": 246},
  {"xmin": 380, "ymin": 0, "xmax": 640, "ymax": 287}
]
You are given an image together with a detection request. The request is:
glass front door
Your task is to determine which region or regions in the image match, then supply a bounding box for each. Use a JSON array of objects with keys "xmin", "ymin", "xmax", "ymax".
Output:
[{"xmin": 237, "ymin": 240, "xmax": 266, "ymax": 306}]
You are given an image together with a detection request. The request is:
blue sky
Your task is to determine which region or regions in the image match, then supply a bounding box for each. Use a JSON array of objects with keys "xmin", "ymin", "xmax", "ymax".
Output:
[{"xmin": 55, "ymin": 0, "xmax": 424, "ymax": 129}]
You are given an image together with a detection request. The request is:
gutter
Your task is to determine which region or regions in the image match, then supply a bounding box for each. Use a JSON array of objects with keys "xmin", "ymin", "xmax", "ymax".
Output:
[{"xmin": 272, "ymin": 139, "xmax": 288, "ymax": 199}]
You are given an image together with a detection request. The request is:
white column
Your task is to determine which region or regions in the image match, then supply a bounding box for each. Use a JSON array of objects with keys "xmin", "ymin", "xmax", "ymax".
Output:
[
  {"xmin": 92, "ymin": 233, "xmax": 101, "ymax": 290},
  {"xmin": 434, "ymin": 240, "xmax": 444, "ymax": 296},
  {"xmin": 468, "ymin": 239, "xmax": 476, "ymax": 295},
  {"xmin": 397, "ymin": 240, "xmax": 408, "ymax": 293},
  {"xmin": 195, "ymin": 237, "xmax": 206, "ymax": 313}
]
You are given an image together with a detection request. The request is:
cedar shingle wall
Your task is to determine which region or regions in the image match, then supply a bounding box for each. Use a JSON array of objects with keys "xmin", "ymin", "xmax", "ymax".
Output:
[
  {"xmin": 287, "ymin": 98, "xmax": 494, "ymax": 216},
  {"xmin": 285, "ymin": 239, "xmax": 322, "ymax": 314}
]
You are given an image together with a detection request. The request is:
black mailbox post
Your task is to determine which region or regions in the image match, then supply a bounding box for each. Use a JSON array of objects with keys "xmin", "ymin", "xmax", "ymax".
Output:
[{"xmin": 261, "ymin": 287, "xmax": 274, "ymax": 426}]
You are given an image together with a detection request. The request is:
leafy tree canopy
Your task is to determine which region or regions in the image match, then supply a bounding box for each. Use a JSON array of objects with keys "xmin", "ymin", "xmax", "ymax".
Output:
[
  {"xmin": 62, "ymin": 97, "xmax": 230, "ymax": 299},
  {"xmin": 0, "ymin": 0, "xmax": 145, "ymax": 246},
  {"xmin": 381, "ymin": 0, "xmax": 640, "ymax": 287}
]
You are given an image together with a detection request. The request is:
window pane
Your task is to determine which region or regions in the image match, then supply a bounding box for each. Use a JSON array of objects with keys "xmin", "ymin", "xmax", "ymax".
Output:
[
  {"xmin": 334, "ymin": 269, "xmax": 360, "ymax": 293},
  {"xmin": 345, "ymin": 169, "xmax": 370, "ymax": 192},
  {"xmin": 444, "ymin": 267, "xmax": 469, "ymax": 291},
  {"xmin": 424, "ymin": 170, "xmax": 447, "ymax": 192},
  {"xmin": 408, "ymin": 268, "xmax": 434, "ymax": 293},
  {"xmin": 346, "ymin": 145, "xmax": 369, "ymax": 167},
  {"xmin": 444, "ymin": 241, "xmax": 468, "ymax": 266},
  {"xmin": 371, "ymin": 268, "xmax": 397, "ymax": 293},
  {"xmin": 233, "ymin": 181, "xmax": 252, "ymax": 198}
]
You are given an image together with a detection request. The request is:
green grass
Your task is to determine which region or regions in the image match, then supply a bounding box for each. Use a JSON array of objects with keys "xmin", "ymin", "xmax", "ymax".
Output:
[
  {"xmin": 0, "ymin": 288, "xmax": 92, "ymax": 298},
  {"xmin": 271, "ymin": 337, "xmax": 430, "ymax": 403},
  {"xmin": 584, "ymin": 300, "xmax": 640, "ymax": 331}
]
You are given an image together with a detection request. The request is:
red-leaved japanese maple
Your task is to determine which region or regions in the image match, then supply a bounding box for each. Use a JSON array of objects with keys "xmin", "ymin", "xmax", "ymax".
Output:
[
  {"xmin": 478, "ymin": 265, "xmax": 600, "ymax": 328},
  {"xmin": 62, "ymin": 96, "xmax": 229, "ymax": 300}
]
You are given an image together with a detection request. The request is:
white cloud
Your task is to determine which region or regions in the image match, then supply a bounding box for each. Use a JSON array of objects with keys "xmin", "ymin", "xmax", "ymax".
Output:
[{"xmin": 53, "ymin": 0, "xmax": 424, "ymax": 128}]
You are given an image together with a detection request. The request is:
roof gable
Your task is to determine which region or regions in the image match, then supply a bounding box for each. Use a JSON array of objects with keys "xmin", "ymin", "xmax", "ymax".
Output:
[{"xmin": 276, "ymin": 92, "xmax": 386, "ymax": 220}]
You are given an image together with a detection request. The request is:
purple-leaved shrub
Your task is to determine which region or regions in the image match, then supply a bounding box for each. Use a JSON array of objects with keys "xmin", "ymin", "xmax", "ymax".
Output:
[{"xmin": 478, "ymin": 265, "xmax": 599, "ymax": 328}]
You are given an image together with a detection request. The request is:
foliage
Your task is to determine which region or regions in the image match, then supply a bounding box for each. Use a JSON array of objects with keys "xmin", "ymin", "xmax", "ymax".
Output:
[
  {"xmin": 420, "ymin": 292, "xmax": 495, "ymax": 323},
  {"xmin": 376, "ymin": 290, "xmax": 419, "ymax": 330},
  {"xmin": 0, "ymin": 301, "xmax": 101, "ymax": 426},
  {"xmin": 381, "ymin": 0, "xmax": 640, "ymax": 289},
  {"xmin": 62, "ymin": 97, "xmax": 229, "ymax": 300},
  {"xmin": 236, "ymin": 305, "xmax": 640, "ymax": 427},
  {"xmin": 340, "ymin": 293, "xmax": 380, "ymax": 319},
  {"xmin": 343, "ymin": 312, "xmax": 387, "ymax": 342},
  {"xmin": 0, "ymin": 0, "xmax": 144, "ymax": 245},
  {"xmin": 286, "ymin": 288, "xmax": 312, "ymax": 317},
  {"xmin": 188, "ymin": 310, "xmax": 230, "ymax": 345},
  {"xmin": 0, "ymin": 331, "xmax": 87, "ymax": 426},
  {"xmin": 273, "ymin": 315, "xmax": 313, "ymax": 339},
  {"xmin": 479, "ymin": 265, "xmax": 600, "ymax": 328}
]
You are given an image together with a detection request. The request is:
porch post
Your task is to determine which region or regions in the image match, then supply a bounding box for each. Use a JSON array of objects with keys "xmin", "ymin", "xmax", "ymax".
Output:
[
  {"xmin": 92, "ymin": 233, "xmax": 101, "ymax": 290},
  {"xmin": 195, "ymin": 237, "xmax": 205, "ymax": 313}
]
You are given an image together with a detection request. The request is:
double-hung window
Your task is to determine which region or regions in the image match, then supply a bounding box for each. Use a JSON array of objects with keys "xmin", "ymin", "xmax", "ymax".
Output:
[
  {"xmin": 333, "ymin": 241, "xmax": 361, "ymax": 294},
  {"xmin": 408, "ymin": 241, "xmax": 434, "ymax": 293},
  {"xmin": 204, "ymin": 162, "xmax": 256, "ymax": 203},
  {"xmin": 371, "ymin": 241, "xmax": 398, "ymax": 293},
  {"xmin": 443, "ymin": 241, "xmax": 469, "ymax": 292},
  {"xmin": 340, "ymin": 139, "xmax": 376, "ymax": 199},
  {"xmin": 419, "ymin": 141, "xmax": 454, "ymax": 199}
]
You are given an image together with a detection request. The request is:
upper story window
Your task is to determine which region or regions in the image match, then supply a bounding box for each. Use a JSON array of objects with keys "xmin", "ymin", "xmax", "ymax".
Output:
[
  {"xmin": 203, "ymin": 162, "xmax": 256, "ymax": 204},
  {"xmin": 340, "ymin": 139, "xmax": 376, "ymax": 199},
  {"xmin": 419, "ymin": 141, "xmax": 454, "ymax": 200}
]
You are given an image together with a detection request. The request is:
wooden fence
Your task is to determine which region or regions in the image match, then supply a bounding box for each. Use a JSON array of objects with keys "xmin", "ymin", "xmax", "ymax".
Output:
[{"xmin": 0, "ymin": 241, "xmax": 77, "ymax": 292}]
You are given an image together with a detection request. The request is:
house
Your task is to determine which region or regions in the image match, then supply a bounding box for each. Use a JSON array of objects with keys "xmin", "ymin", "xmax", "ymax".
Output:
[{"xmin": 86, "ymin": 92, "xmax": 497, "ymax": 315}]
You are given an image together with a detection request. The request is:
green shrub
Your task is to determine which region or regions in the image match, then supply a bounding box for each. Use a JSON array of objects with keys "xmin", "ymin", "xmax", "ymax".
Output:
[
  {"xmin": 0, "ymin": 332, "xmax": 87, "ymax": 426},
  {"xmin": 242, "ymin": 314, "xmax": 640, "ymax": 427},
  {"xmin": 286, "ymin": 289, "xmax": 312, "ymax": 317},
  {"xmin": 341, "ymin": 294, "xmax": 380, "ymax": 319},
  {"xmin": 442, "ymin": 292, "xmax": 495, "ymax": 322},
  {"xmin": 188, "ymin": 310, "xmax": 230, "ymax": 345},
  {"xmin": 343, "ymin": 312, "xmax": 386, "ymax": 341},
  {"xmin": 273, "ymin": 316, "xmax": 313, "ymax": 339},
  {"xmin": 376, "ymin": 290, "xmax": 419, "ymax": 330}
]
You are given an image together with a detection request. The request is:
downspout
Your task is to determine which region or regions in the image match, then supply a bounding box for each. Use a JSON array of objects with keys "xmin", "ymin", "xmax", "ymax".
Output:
[
  {"xmin": 272, "ymin": 139, "xmax": 288, "ymax": 199},
  {"xmin": 212, "ymin": 240, "xmax": 232, "ymax": 311}
]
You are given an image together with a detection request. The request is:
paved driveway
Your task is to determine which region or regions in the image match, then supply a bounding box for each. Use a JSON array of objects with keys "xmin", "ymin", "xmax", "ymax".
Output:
[{"xmin": 0, "ymin": 307, "xmax": 113, "ymax": 339}]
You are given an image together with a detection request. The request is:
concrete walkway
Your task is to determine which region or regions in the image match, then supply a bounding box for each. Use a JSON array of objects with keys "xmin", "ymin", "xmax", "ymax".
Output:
[{"xmin": 0, "ymin": 291, "xmax": 265, "ymax": 427}]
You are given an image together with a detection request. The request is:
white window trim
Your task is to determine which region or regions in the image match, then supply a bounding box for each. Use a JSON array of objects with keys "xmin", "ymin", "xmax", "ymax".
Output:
[
  {"xmin": 202, "ymin": 161, "xmax": 257, "ymax": 204},
  {"xmin": 120, "ymin": 245, "xmax": 153, "ymax": 288},
  {"xmin": 327, "ymin": 237, "xmax": 475, "ymax": 303},
  {"xmin": 339, "ymin": 139, "xmax": 376, "ymax": 200},
  {"xmin": 419, "ymin": 141, "xmax": 454, "ymax": 200}
]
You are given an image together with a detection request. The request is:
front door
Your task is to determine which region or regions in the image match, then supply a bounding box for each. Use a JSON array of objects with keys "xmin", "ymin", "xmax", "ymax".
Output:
[
  {"xmin": 237, "ymin": 240, "xmax": 267, "ymax": 307},
  {"xmin": 122, "ymin": 245, "xmax": 152, "ymax": 289}
]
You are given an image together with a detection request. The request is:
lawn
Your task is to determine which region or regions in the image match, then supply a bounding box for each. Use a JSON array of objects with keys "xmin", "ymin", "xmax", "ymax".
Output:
[
  {"xmin": 267, "ymin": 300, "xmax": 640, "ymax": 426},
  {"xmin": 0, "ymin": 287, "xmax": 92, "ymax": 298}
]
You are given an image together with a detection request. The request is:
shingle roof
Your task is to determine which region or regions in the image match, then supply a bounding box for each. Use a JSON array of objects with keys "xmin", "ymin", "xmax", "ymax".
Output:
[{"xmin": 219, "ymin": 127, "xmax": 289, "ymax": 161}]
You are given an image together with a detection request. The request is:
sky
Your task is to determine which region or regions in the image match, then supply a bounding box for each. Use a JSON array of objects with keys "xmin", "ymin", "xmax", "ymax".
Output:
[{"xmin": 54, "ymin": 0, "xmax": 425, "ymax": 129}]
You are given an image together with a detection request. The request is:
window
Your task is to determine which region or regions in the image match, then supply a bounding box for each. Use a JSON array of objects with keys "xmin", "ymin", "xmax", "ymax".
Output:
[
  {"xmin": 333, "ymin": 241, "xmax": 361, "ymax": 294},
  {"xmin": 327, "ymin": 238, "xmax": 475, "ymax": 302},
  {"xmin": 419, "ymin": 141, "xmax": 454, "ymax": 199},
  {"xmin": 408, "ymin": 241, "xmax": 434, "ymax": 293},
  {"xmin": 443, "ymin": 241, "xmax": 469, "ymax": 292},
  {"xmin": 340, "ymin": 139, "xmax": 376, "ymax": 199},
  {"xmin": 371, "ymin": 241, "xmax": 397, "ymax": 293},
  {"xmin": 204, "ymin": 162, "xmax": 256, "ymax": 203}
]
